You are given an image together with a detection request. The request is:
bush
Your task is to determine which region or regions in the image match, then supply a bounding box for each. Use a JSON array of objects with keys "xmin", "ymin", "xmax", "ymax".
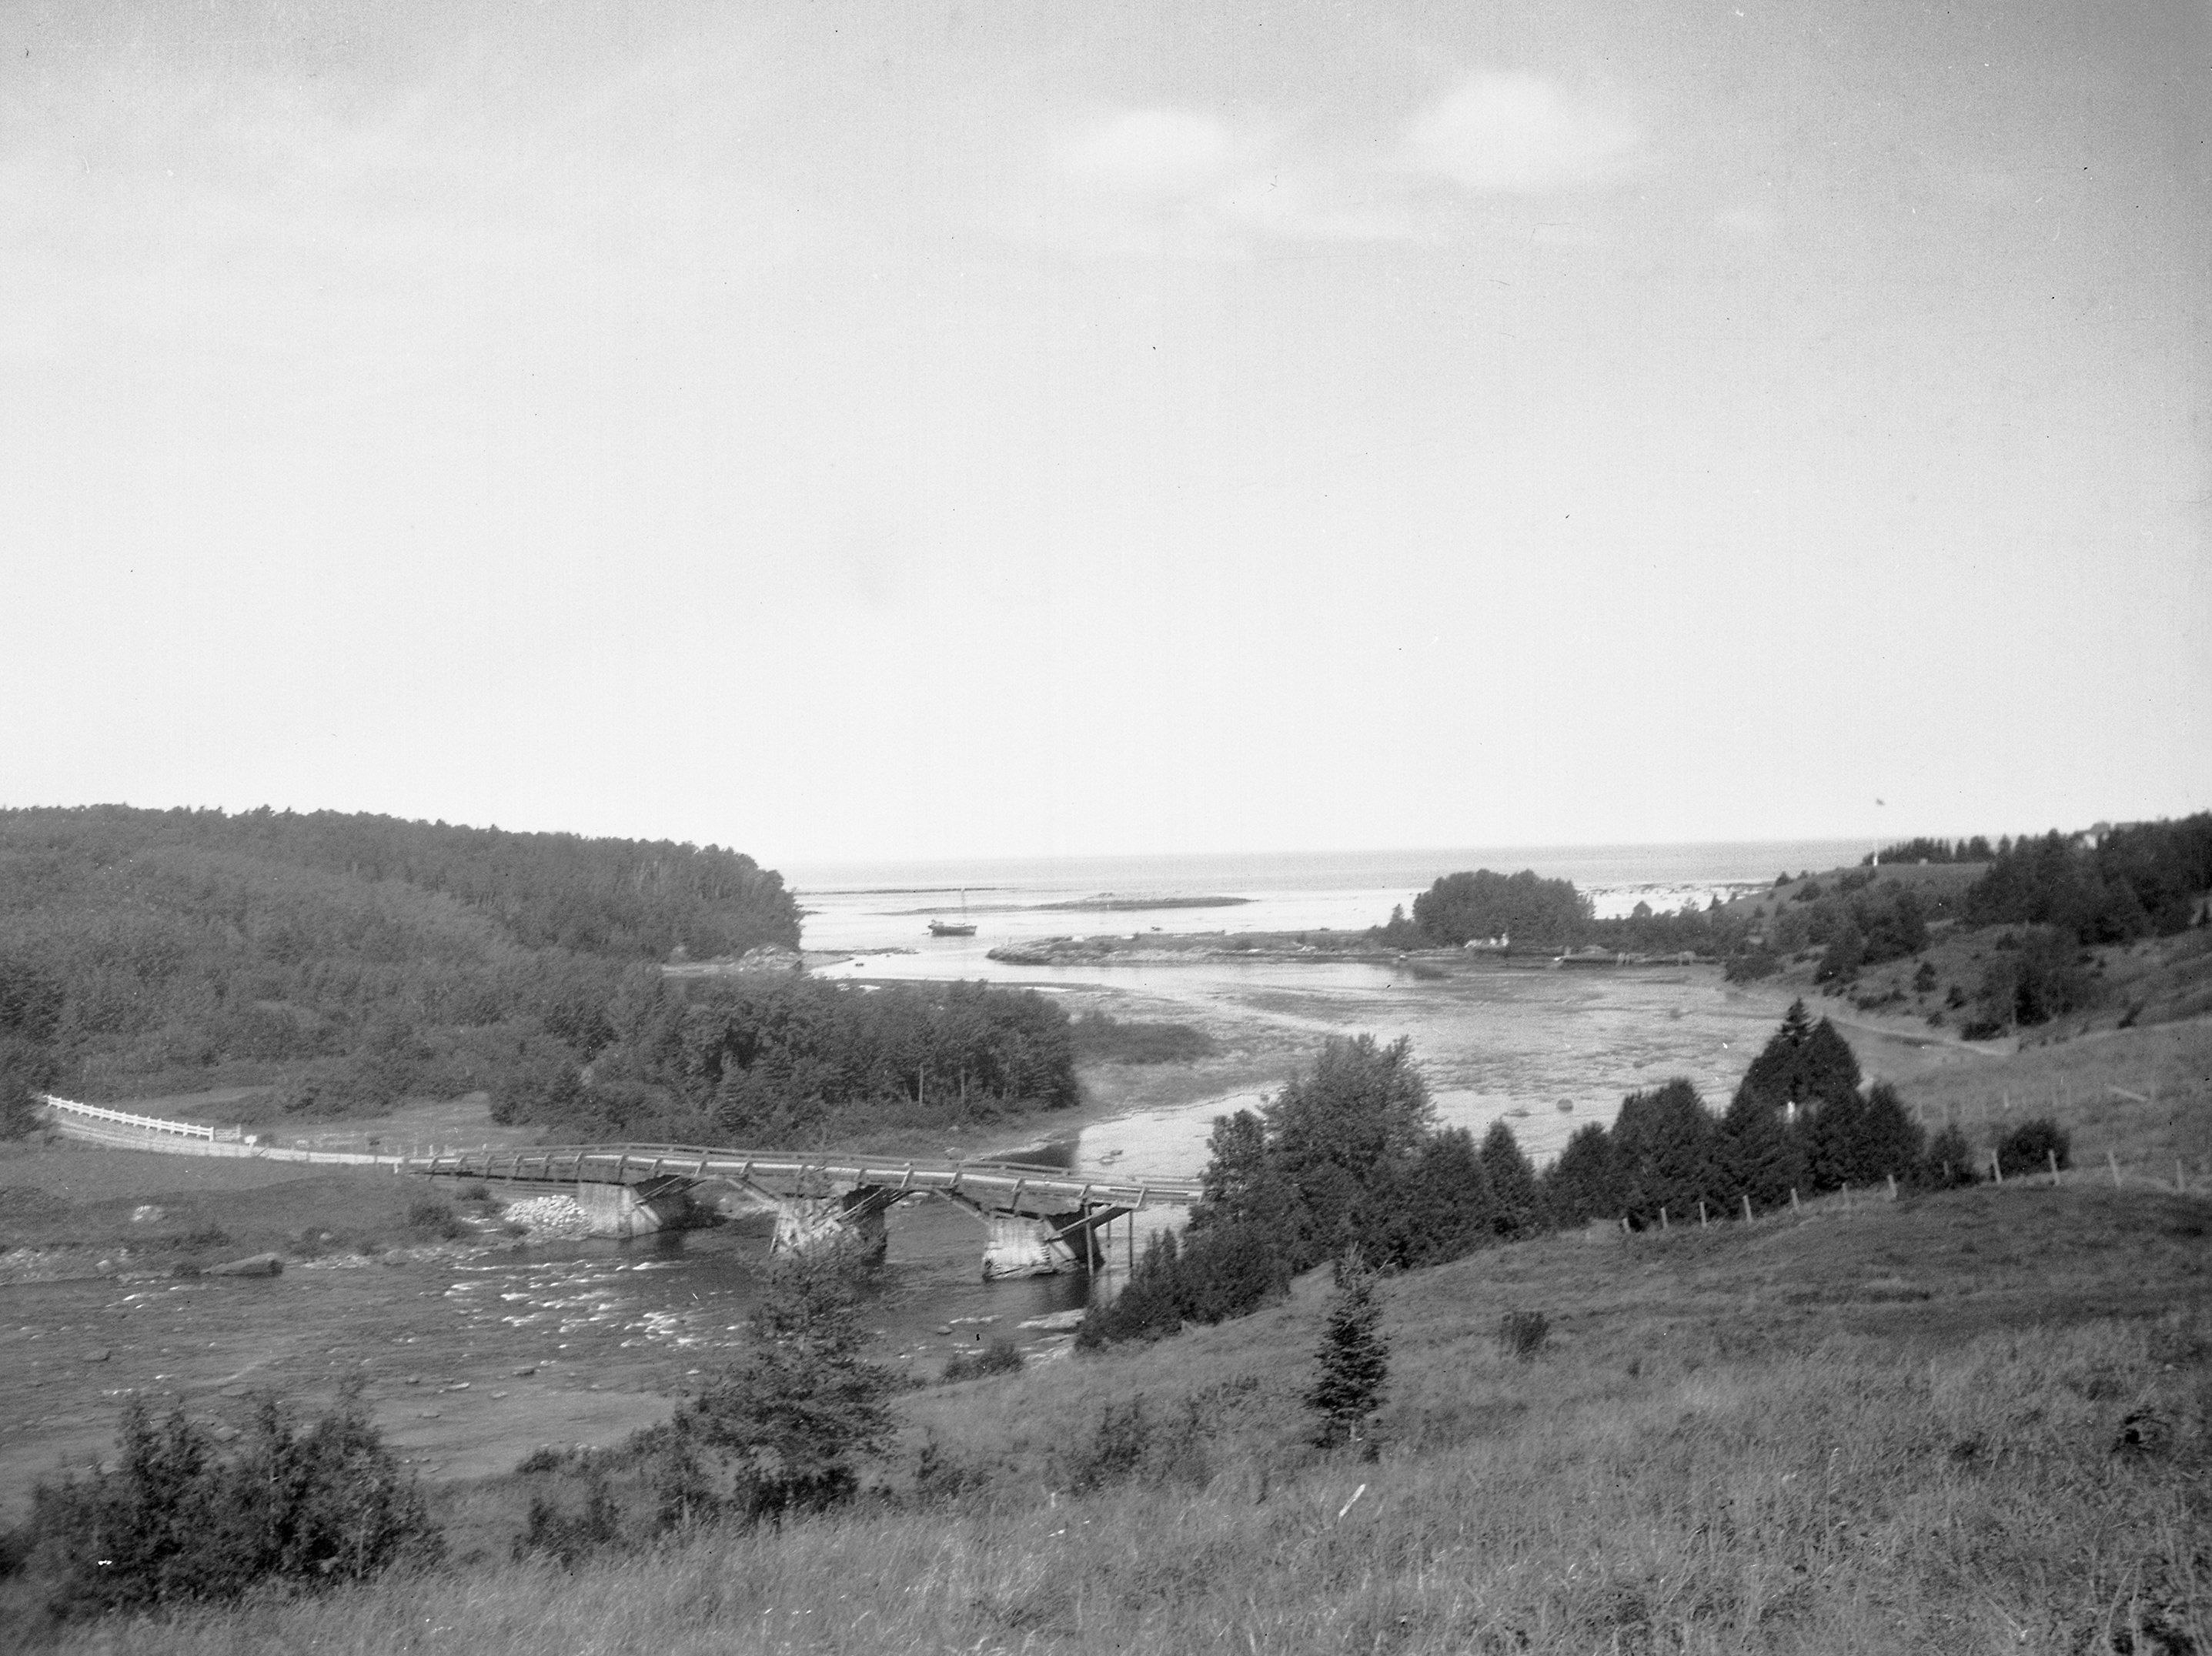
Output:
[
  {"xmin": 1919, "ymin": 1125, "xmax": 1980, "ymax": 1189},
  {"xmin": 27, "ymin": 1385, "xmax": 439, "ymax": 1618},
  {"xmin": 512, "ymin": 1478, "xmax": 625, "ymax": 1566},
  {"xmin": 1997, "ymin": 1117, "xmax": 2071, "ymax": 1179},
  {"xmin": 673, "ymin": 1250, "xmax": 896, "ymax": 1521},
  {"xmin": 941, "ymin": 1340, "xmax": 1024, "ymax": 1381},
  {"xmin": 1497, "ymin": 1309, "xmax": 1551, "ymax": 1361},
  {"xmin": 1048, "ymin": 1384, "xmax": 1251, "ymax": 1495},
  {"xmin": 406, "ymin": 1199, "xmax": 468, "ymax": 1240}
]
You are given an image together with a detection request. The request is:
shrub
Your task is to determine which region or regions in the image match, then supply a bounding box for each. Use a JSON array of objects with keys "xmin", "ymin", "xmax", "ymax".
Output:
[
  {"xmin": 1048, "ymin": 1384, "xmax": 1250, "ymax": 1495},
  {"xmin": 1919, "ymin": 1125, "xmax": 1980, "ymax": 1189},
  {"xmin": 1997, "ymin": 1117, "xmax": 2071, "ymax": 1179},
  {"xmin": 27, "ymin": 1385, "xmax": 439, "ymax": 1618},
  {"xmin": 1497, "ymin": 1309, "xmax": 1551, "ymax": 1361},
  {"xmin": 512, "ymin": 1478, "xmax": 625, "ymax": 1566},
  {"xmin": 406, "ymin": 1199, "xmax": 468, "ymax": 1240},
  {"xmin": 941, "ymin": 1340, "xmax": 1024, "ymax": 1381},
  {"xmin": 673, "ymin": 1250, "xmax": 896, "ymax": 1521},
  {"xmin": 1724, "ymin": 948, "xmax": 1779, "ymax": 982}
]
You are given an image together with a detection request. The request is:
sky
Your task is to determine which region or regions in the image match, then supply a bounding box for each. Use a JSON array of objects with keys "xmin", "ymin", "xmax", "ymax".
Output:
[{"xmin": 5, "ymin": 0, "xmax": 2207, "ymax": 866}]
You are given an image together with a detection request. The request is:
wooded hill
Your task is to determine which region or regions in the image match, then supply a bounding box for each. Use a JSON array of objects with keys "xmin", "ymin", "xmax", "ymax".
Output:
[{"xmin": 0, "ymin": 806, "xmax": 798, "ymax": 1120}]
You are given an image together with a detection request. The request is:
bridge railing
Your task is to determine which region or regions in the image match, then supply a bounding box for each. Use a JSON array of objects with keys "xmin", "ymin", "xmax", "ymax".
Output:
[
  {"xmin": 412, "ymin": 1142, "xmax": 1202, "ymax": 1207},
  {"xmin": 40, "ymin": 1095, "xmax": 215, "ymax": 1140}
]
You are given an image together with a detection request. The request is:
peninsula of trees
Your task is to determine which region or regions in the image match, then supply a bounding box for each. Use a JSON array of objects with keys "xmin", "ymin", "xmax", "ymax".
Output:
[{"xmin": 0, "ymin": 806, "xmax": 1081, "ymax": 1138}]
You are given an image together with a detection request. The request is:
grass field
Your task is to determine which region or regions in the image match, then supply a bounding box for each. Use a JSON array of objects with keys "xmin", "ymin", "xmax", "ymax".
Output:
[{"xmin": 9, "ymin": 1176, "xmax": 2206, "ymax": 1654}]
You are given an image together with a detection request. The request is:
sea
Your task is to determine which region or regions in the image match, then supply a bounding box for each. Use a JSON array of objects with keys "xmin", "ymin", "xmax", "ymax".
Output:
[{"xmin": 781, "ymin": 840, "xmax": 1873, "ymax": 962}]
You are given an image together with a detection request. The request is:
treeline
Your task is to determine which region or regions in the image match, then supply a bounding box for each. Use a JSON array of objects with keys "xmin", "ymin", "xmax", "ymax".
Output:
[
  {"xmin": 1861, "ymin": 836, "xmax": 1994, "ymax": 866},
  {"xmin": 1403, "ymin": 870, "xmax": 1593, "ymax": 948},
  {"xmin": 1733, "ymin": 866, "xmax": 1938, "ymax": 983},
  {"xmin": 0, "ymin": 805, "xmax": 797, "ymax": 1121},
  {"xmin": 1082, "ymin": 1003, "xmax": 2000, "ymax": 1347},
  {"xmin": 1081, "ymin": 1036, "xmax": 1543, "ymax": 1344},
  {"xmin": 1376, "ymin": 866, "xmax": 1753, "ymax": 961},
  {"xmin": 1962, "ymin": 816, "xmax": 2212, "ymax": 942},
  {"xmin": 495, "ymin": 973, "xmax": 1080, "ymax": 1142},
  {"xmin": 1544, "ymin": 1000, "xmax": 1943, "ymax": 1225}
]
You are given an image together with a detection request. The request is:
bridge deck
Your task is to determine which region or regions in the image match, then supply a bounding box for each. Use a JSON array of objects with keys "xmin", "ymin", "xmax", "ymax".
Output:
[{"xmin": 409, "ymin": 1143, "xmax": 1201, "ymax": 1208}]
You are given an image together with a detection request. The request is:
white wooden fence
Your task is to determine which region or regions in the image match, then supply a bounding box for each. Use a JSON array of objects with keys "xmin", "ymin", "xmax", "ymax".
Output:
[{"xmin": 36, "ymin": 1095, "xmax": 404, "ymax": 1169}]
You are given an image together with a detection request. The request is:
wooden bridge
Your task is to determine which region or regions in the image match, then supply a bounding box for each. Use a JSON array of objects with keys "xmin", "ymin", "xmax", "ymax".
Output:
[{"xmin": 409, "ymin": 1143, "xmax": 1201, "ymax": 1279}]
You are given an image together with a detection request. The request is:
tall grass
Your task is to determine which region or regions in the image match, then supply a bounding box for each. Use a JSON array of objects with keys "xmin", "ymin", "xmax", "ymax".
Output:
[{"xmin": 12, "ymin": 1185, "xmax": 2207, "ymax": 1654}]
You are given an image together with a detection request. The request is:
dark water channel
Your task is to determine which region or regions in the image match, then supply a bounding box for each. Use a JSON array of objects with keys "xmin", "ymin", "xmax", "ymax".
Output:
[{"xmin": 0, "ymin": 1197, "xmax": 1098, "ymax": 1521}]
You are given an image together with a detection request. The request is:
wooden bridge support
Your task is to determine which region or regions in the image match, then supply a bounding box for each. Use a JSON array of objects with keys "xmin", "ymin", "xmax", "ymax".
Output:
[
  {"xmin": 941, "ymin": 1192, "xmax": 1130, "ymax": 1279},
  {"xmin": 573, "ymin": 1174, "xmax": 698, "ymax": 1240},
  {"xmin": 768, "ymin": 1185, "xmax": 901, "ymax": 1264}
]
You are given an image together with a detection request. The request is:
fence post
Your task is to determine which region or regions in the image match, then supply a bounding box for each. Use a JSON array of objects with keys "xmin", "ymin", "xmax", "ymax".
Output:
[
  {"xmin": 1789, "ymin": 1187, "xmax": 1800, "ymax": 1214},
  {"xmin": 1887, "ymin": 1174, "xmax": 1898, "ymax": 1201},
  {"xmin": 1660, "ymin": 1206, "xmax": 1669, "ymax": 1231},
  {"xmin": 2048, "ymin": 1150, "xmax": 2060, "ymax": 1187},
  {"xmin": 1698, "ymin": 1200, "xmax": 1708, "ymax": 1228},
  {"xmin": 1742, "ymin": 1194, "xmax": 1753, "ymax": 1223},
  {"xmin": 1990, "ymin": 1152, "xmax": 2003, "ymax": 1185}
]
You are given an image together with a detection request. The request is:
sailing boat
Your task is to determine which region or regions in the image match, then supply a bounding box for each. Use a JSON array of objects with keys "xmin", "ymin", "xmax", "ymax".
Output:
[{"xmin": 927, "ymin": 889, "xmax": 976, "ymax": 937}]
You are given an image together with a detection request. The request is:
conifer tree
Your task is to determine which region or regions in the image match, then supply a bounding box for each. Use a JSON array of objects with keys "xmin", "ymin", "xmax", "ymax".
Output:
[
  {"xmin": 680, "ymin": 1249, "xmax": 895, "ymax": 1516},
  {"xmin": 1610, "ymin": 1078, "xmax": 1719, "ymax": 1224},
  {"xmin": 1372, "ymin": 1125, "xmax": 1494, "ymax": 1267},
  {"xmin": 1717, "ymin": 1084, "xmax": 1803, "ymax": 1210},
  {"xmin": 1855, "ymin": 1081, "xmax": 1926, "ymax": 1184},
  {"xmin": 1305, "ymin": 1257, "xmax": 1388, "ymax": 1449},
  {"xmin": 1479, "ymin": 1119, "xmax": 1541, "ymax": 1237},
  {"xmin": 1542, "ymin": 1121, "xmax": 1624, "ymax": 1227}
]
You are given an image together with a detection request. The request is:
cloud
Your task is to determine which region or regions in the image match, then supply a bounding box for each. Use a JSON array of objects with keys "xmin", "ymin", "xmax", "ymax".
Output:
[
  {"xmin": 1059, "ymin": 109, "xmax": 1246, "ymax": 200},
  {"xmin": 1405, "ymin": 72, "xmax": 1646, "ymax": 194},
  {"xmin": 1049, "ymin": 106, "xmax": 1420, "ymax": 257}
]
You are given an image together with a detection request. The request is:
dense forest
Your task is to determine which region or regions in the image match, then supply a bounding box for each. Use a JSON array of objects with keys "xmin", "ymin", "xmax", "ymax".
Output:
[
  {"xmin": 496, "ymin": 971, "xmax": 1081, "ymax": 1144},
  {"xmin": 1082, "ymin": 1003, "xmax": 2017, "ymax": 1346},
  {"xmin": 0, "ymin": 806, "xmax": 797, "ymax": 1119},
  {"xmin": 0, "ymin": 806, "xmax": 1084, "ymax": 1140}
]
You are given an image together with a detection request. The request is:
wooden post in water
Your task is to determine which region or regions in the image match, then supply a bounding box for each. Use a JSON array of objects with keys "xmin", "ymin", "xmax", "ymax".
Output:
[
  {"xmin": 1990, "ymin": 1151, "xmax": 2003, "ymax": 1185},
  {"xmin": 1789, "ymin": 1187, "xmax": 1800, "ymax": 1214},
  {"xmin": 1742, "ymin": 1194, "xmax": 1753, "ymax": 1223},
  {"xmin": 1887, "ymin": 1174, "xmax": 1899, "ymax": 1201},
  {"xmin": 1659, "ymin": 1206, "xmax": 1669, "ymax": 1232},
  {"xmin": 2048, "ymin": 1150, "xmax": 2061, "ymax": 1186},
  {"xmin": 1698, "ymin": 1200, "xmax": 1708, "ymax": 1228}
]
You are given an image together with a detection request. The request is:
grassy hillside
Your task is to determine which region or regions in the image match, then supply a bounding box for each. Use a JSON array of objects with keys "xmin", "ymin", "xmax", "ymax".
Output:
[{"xmin": 12, "ymin": 1177, "xmax": 2207, "ymax": 1653}]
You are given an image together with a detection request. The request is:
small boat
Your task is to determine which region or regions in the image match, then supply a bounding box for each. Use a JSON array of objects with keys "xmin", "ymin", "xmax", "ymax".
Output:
[{"xmin": 928, "ymin": 889, "xmax": 976, "ymax": 937}]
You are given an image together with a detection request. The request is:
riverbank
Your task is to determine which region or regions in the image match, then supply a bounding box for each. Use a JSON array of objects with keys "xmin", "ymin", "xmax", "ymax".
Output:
[{"xmin": 14, "ymin": 1176, "xmax": 2207, "ymax": 1654}]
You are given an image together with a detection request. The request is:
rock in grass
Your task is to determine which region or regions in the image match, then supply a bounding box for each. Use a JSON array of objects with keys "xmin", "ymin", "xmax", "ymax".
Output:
[{"xmin": 205, "ymin": 1253, "xmax": 285, "ymax": 1277}]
